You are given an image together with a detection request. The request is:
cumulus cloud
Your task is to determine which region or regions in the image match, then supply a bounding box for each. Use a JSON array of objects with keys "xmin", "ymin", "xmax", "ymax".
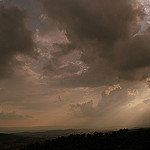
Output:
[
  {"xmin": 0, "ymin": 6, "xmax": 36, "ymax": 79},
  {"xmin": 70, "ymin": 87, "xmax": 126, "ymax": 117},
  {"xmin": 39, "ymin": 0, "xmax": 143, "ymax": 43},
  {"xmin": 69, "ymin": 85, "xmax": 150, "ymax": 128},
  {"xmin": 36, "ymin": 0, "xmax": 150, "ymax": 87},
  {"xmin": 70, "ymin": 101, "xmax": 96, "ymax": 117}
]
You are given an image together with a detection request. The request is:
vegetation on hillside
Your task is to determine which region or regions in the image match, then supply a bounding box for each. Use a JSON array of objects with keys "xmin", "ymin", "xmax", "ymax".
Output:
[{"xmin": 23, "ymin": 129, "xmax": 150, "ymax": 150}]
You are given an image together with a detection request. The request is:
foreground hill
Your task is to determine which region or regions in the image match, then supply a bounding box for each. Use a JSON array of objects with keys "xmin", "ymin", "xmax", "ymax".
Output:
[
  {"xmin": 23, "ymin": 129, "xmax": 150, "ymax": 150},
  {"xmin": 0, "ymin": 129, "xmax": 93, "ymax": 150}
]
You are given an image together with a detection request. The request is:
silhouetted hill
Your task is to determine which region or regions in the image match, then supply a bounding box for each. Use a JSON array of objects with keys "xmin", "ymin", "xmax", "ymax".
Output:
[
  {"xmin": 0, "ymin": 129, "xmax": 93, "ymax": 150},
  {"xmin": 23, "ymin": 128, "xmax": 150, "ymax": 150}
]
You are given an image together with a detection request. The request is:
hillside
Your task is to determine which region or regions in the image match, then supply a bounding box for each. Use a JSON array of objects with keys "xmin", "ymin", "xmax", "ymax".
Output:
[{"xmin": 23, "ymin": 129, "xmax": 150, "ymax": 150}]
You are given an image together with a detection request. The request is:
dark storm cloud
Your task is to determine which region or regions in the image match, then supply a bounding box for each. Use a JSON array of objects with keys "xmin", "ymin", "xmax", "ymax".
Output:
[
  {"xmin": 114, "ymin": 34, "xmax": 150, "ymax": 71},
  {"xmin": 39, "ymin": 0, "xmax": 143, "ymax": 44},
  {"xmin": 38, "ymin": 0, "xmax": 150, "ymax": 87},
  {"xmin": 0, "ymin": 6, "xmax": 36, "ymax": 79}
]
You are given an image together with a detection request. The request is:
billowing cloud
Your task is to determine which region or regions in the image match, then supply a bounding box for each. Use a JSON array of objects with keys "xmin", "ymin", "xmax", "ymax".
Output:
[
  {"xmin": 37, "ymin": 0, "xmax": 150, "ymax": 87},
  {"xmin": 0, "ymin": 6, "xmax": 36, "ymax": 79},
  {"xmin": 69, "ymin": 85, "xmax": 150, "ymax": 128},
  {"xmin": 70, "ymin": 101, "xmax": 96, "ymax": 117},
  {"xmin": 39, "ymin": 0, "xmax": 143, "ymax": 44}
]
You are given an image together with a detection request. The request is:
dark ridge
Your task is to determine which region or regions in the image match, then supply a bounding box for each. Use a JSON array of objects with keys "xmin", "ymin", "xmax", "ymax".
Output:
[
  {"xmin": 0, "ymin": 129, "xmax": 93, "ymax": 150},
  {"xmin": 22, "ymin": 128, "xmax": 150, "ymax": 150}
]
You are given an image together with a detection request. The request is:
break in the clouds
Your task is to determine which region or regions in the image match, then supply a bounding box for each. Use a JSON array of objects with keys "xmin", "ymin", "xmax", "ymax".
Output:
[
  {"xmin": 0, "ymin": 6, "xmax": 35, "ymax": 79},
  {"xmin": 37, "ymin": 0, "xmax": 150, "ymax": 87}
]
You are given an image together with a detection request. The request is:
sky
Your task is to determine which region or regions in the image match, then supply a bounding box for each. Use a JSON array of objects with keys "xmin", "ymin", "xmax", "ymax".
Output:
[{"xmin": 0, "ymin": 0, "xmax": 150, "ymax": 129}]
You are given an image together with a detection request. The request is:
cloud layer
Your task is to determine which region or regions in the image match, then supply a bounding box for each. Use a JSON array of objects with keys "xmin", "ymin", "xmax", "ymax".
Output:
[
  {"xmin": 0, "ymin": 111, "xmax": 31, "ymax": 120},
  {"xmin": 0, "ymin": 0, "xmax": 150, "ymax": 129},
  {"xmin": 38, "ymin": 0, "xmax": 150, "ymax": 87}
]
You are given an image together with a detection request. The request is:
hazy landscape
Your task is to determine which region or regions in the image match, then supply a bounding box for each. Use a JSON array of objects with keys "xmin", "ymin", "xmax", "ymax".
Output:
[
  {"xmin": 0, "ymin": 128, "xmax": 94, "ymax": 149},
  {"xmin": 0, "ymin": 128, "xmax": 150, "ymax": 150}
]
